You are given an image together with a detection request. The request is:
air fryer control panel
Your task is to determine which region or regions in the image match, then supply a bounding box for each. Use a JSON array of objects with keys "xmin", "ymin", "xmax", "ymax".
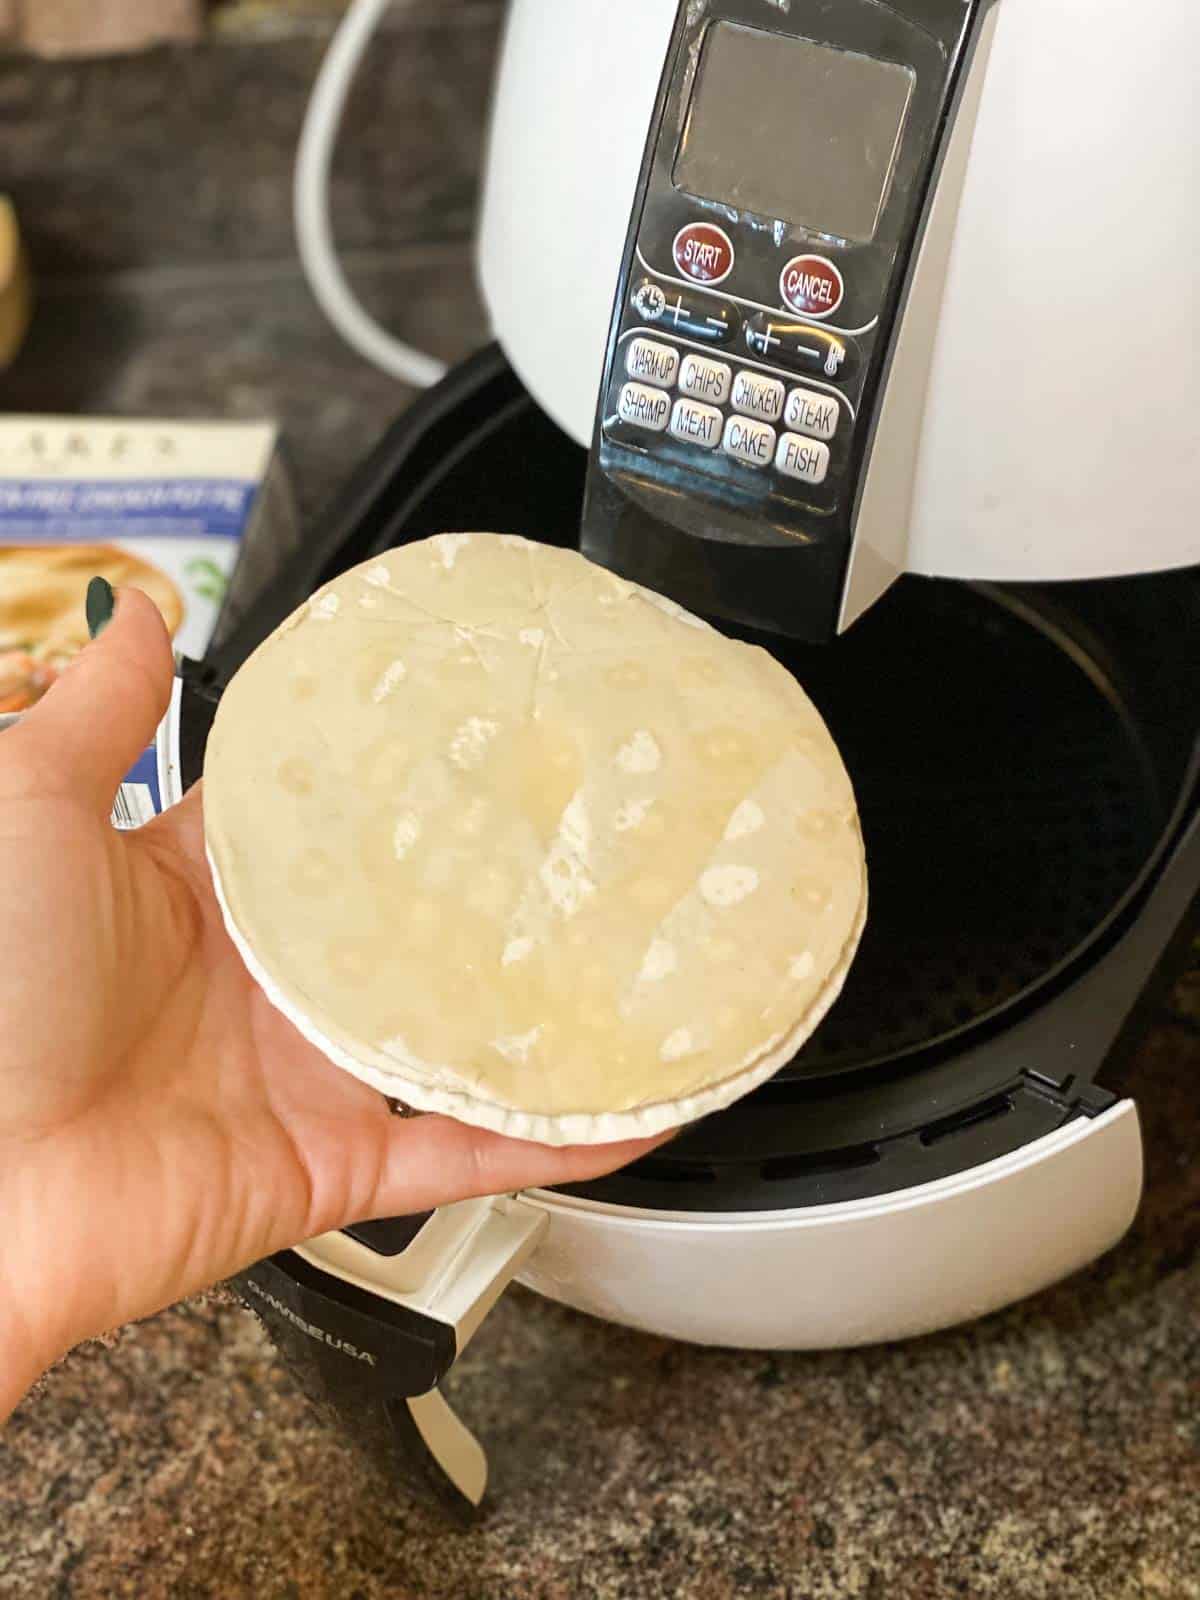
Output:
[
  {"xmin": 615, "ymin": 260, "xmax": 859, "ymax": 518},
  {"xmin": 582, "ymin": 0, "xmax": 996, "ymax": 639}
]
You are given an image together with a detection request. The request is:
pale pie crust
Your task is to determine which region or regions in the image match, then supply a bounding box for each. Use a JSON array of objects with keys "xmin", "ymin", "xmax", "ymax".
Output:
[{"xmin": 203, "ymin": 534, "xmax": 868, "ymax": 1146}]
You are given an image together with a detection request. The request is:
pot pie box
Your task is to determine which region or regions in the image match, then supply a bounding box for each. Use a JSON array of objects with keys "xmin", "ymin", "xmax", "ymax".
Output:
[{"xmin": 0, "ymin": 415, "xmax": 299, "ymax": 826}]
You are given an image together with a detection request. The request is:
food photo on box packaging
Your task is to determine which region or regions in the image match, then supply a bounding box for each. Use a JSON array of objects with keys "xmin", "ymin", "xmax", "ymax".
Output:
[
  {"xmin": 0, "ymin": 414, "xmax": 297, "ymax": 820},
  {"xmin": 0, "ymin": 2, "xmax": 1197, "ymax": 1598}
]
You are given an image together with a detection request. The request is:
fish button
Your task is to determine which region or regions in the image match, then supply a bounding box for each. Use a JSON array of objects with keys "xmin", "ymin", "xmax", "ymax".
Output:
[
  {"xmin": 625, "ymin": 337, "xmax": 679, "ymax": 388},
  {"xmin": 678, "ymin": 353, "xmax": 732, "ymax": 405},
  {"xmin": 722, "ymin": 414, "xmax": 775, "ymax": 469},
  {"xmin": 669, "ymin": 397, "xmax": 723, "ymax": 450},
  {"xmin": 731, "ymin": 370, "xmax": 784, "ymax": 422},
  {"xmin": 775, "ymin": 433, "xmax": 830, "ymax": 486},
  {"xmin": 617, "ymin": 381, "xmax": 671, "ymax": 432},
  {"xmin": 783, "ymin": 387, "xmax": 840, "ymax": 442}
]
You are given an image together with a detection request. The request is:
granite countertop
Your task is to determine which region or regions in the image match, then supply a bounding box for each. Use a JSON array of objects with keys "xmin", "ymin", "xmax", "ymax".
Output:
[
  {"xmin": 2, "ymin": 993, "xmax": 1196, "ymax": 1600},
  {"xmin": 1, "ymin": 25, "xmax": 1198, "ymax": 1599}
]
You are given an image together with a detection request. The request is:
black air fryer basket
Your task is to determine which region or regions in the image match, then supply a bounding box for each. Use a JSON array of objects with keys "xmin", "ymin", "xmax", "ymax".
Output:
[{"xmin": 185, "ymin": 345, "xmax": 1200, "ymax": 1211}]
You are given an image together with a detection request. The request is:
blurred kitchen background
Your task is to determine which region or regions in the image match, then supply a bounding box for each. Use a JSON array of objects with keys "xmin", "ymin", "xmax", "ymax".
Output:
[{"xmin": 1, "ymin": 0, "xmax": 497, "ymax": 516}]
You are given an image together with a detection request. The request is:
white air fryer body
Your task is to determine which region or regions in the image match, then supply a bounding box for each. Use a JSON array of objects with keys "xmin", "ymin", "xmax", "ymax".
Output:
[{"xmin": 478, "ymin": 0, "xmax": 1199, "ymax": 587}]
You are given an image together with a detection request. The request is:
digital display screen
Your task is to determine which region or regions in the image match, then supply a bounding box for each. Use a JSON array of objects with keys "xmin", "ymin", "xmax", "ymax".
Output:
[{"xmin": 673, "ymin": 24, "xmax": 915, "ymax": 244}]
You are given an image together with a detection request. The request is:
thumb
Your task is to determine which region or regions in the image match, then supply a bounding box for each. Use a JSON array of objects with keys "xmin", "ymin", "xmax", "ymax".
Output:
[{"xmin": 18, "ymin": 584, "xmax": 175, "ymax": 814}]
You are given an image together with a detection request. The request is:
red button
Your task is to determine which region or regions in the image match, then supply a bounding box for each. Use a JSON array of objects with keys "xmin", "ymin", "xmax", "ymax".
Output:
[
  {"xmin": 672, "ymin": 222, "xmax": 734, "ymax": 286},
  {"xmin": 779, "ymin": 255, "xmax": 844, "ymax": 320}
]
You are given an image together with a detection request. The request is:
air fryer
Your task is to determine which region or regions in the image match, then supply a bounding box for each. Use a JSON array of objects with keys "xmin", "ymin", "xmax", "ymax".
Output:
[{"xmin": 174, "ymin": 348, "xmax": 1198, "ymax": 1516}]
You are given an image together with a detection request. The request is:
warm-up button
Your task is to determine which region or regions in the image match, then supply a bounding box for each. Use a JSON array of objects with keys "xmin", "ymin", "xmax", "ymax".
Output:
[
  {"xmin": 625, "ymin": 337, "xmax": 679, "ymax": 388},
  {"xmin": 722, "ymin": 415, "xmax": 775, "ymax": 469},
  {"xmin": 775, "ymin": 432, "xmax": 830, "ymax": 485}
]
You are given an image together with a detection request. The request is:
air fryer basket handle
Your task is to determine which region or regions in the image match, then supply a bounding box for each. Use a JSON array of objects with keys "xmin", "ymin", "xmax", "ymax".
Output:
[
  {"xmin": 231, "ymin": 1250, "xmax": 482, "ymax": 1519},
  {"xmin": 231, "ymin": 1196, "xmax": 548, "ymax": 1519}
]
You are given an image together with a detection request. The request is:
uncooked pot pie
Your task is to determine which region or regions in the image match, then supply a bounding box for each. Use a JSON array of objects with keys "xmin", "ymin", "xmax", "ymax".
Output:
[{"xmin": 203, "ymin": 534, "xmax": 867, "ymax": 1145}]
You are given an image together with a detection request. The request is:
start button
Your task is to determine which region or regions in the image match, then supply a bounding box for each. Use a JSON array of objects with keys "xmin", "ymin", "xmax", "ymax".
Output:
[
  {"xmin": 779, "ymin": 254, "xmax": 844, "ymax": 320},
  {"xmin": 673, "ymin": 222, "xmax": 734, "ymax": 286}
]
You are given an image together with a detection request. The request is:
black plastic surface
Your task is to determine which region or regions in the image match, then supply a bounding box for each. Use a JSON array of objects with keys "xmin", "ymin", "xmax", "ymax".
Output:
[
  {"xmin": 343, "ymin": 1213, "xmax": 435, "ymax": 1257},
  {"xmin": 188, "ymin": 347, "xmax": 1199, "ymax": 1215},
  {"xmin": 236, "ymin": 1250, "xmax": 455, "ymax": 1395},
  {"xmin": 232, "ymin": 1252, "xmax": 474, "ymax": 1518}
]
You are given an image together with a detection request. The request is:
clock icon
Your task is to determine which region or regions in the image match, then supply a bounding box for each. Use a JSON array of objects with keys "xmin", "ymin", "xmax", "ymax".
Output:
[{"xmin": 632, "ymin": 281, "xmax": 667, "ymax": 322}]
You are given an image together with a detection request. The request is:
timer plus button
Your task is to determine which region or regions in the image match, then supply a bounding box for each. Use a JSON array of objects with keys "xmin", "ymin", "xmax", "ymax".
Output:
[
  {"xmin": 745, "ymin": 315, "xmax": 855, "ymax": 384},
  {"xmin": 625, "ymin": 337, "xmax": 679, "ymax": 388}
]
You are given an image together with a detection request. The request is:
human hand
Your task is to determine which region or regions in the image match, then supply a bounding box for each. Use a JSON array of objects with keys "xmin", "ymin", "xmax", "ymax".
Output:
[{"xmin": 0, "ymin": 587, "xmax": 662, "ymax": 1417}]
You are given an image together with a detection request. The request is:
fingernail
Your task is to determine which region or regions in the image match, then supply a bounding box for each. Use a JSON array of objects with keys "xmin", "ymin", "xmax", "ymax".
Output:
[{"xmin": 86, "ymin": 576, "xmax": 115, "ymax": 640}]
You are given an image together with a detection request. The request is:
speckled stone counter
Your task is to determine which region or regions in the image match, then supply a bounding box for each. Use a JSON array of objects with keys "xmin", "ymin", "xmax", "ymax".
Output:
[
  {"xmin": 3, "ymin": 986, "xmax": 1198, "ymax": 1600},
  {"xmin": 1, "ymin": 28, "xmax": 1198, "ymax": 1600}
]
